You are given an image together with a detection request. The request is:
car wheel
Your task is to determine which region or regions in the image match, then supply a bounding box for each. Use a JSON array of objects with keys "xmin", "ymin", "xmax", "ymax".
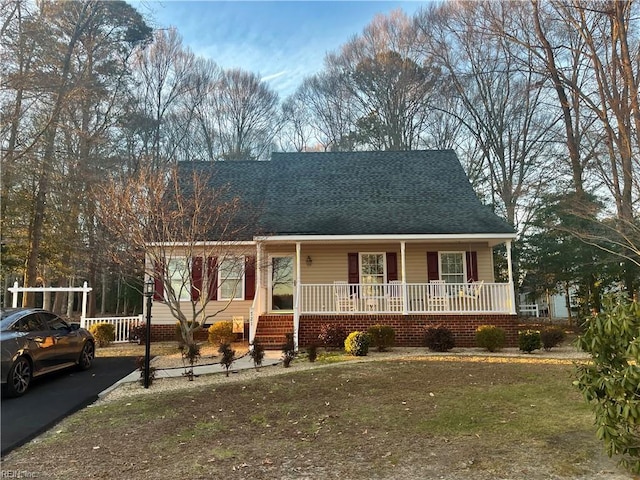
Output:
[
  {"xmin": 78, "ymin": 341, "xmax": 94, "ymax": 370},
  {"xmin": 6, "ymin": 356, "xmax": 31, "ymax": 397}
]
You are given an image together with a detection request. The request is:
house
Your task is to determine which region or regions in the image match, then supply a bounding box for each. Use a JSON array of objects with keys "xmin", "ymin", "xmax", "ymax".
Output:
[{"xmin": 146, "ymin": 150, "xmax": 518, "ymax": 348}]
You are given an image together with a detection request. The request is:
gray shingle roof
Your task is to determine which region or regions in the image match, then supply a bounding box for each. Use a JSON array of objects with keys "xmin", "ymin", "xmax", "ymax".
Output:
[{"xmin": 177, "ymin": 150, "xmax": 514, "ymax": 239}]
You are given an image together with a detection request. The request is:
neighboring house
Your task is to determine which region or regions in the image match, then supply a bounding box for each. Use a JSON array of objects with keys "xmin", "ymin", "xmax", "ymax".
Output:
[
  {"xmin": 146, "ymin": 150, "xmax": 518, "ymax": 348},
  {"xmin": 519, "ymin": 286, "xmax": 579, "ymax": 319}
]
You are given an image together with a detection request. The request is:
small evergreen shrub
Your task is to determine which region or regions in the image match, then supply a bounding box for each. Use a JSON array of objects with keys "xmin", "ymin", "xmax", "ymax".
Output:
[
  {"xmin": 208, "ymin": 321, "xmax": 235, "ymax": 345},
  {"xmin": 541, "ymin": 326, "xmax": 566, "ymax": 351},
  {"xmin": 218, "ymin": 342, "xmax": 236, "ymax": 377},
  {"xmin": 518, "ymin": 329, "xmax": 541, "ymax": 353},
  {"xmin": 175, "ymin": 321, "xmax": 199, "ymax": 345},
  {"xmin": 318, "ymin": 323, "xmax": 347, "ymax": 350},
  {"xmin": 282, "ymin": 332, "xmax": 296, "ymax": 367},
  {"xmin": 89, "ymin": 323, "xmax": 116, "ymax": 347},
  {"xmin": 249, "ymin": 341, "xmax": 265, "ymax": 370},
  {"xmin": 306, "ymin": 343, "xmax": 318, "ymax": 362},
  {"xmin": 367, "ymin": 324, "xmax": 396, "ymax": 352},
  {"xmin": 424, "ymin": 325, "xmax": 455, "ymax": 352},
  {"xmin": 135, "ymin": 356, "xmax": 156, "ymax": 386},
  {"xmin": 344, "ymin": 331, "xmax": 371, "ymax": 356},
  {"xmin": 179, "ymin": 342, "xmax": 201, "ymax": 380},
  {"xmin": 475, "ymin": 325, "xmax": 506, "ymax": 352}
]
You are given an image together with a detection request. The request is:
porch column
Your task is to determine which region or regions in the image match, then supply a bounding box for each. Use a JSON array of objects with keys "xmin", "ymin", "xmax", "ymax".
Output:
[
  {"xmin": 250, "ymin": 242, "xmax": 263, "ymax": 344},
  {"xmin": 506, "ymin": 240, "xmax": 516, "ymax": 314},
  {"xmin": 294, "ymin": 242, "xmax": 301, "ymax": 351},
  {"xmin": 401, "ymin": 241, "xmax": 408, "ymax": 315}
]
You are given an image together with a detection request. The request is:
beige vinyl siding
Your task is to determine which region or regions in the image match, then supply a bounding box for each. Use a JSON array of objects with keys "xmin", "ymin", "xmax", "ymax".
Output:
[
  {"xmin": 150, "ymin": 300, "xmax": 253, "ymax": 326},
  {"xmin": 290, "ymin": 242, "xmax": 495, "ymax": 284},
  {"xmin": 406, "ymin": 243, "xmax": 494, "ymax": 283},
  {"xmin": 150, "ymin": 241, "xmax": 497, "ymax": 323}
]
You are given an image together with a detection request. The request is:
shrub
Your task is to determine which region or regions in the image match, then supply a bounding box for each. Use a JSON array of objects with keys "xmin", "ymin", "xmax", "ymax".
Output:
[
  {"xmin": 135, "ymin": 356, "xmax": 156, "ymax": 387},
  {"xmin": 318, "ymin": 323, "xmax": 347, "ymax": 350},
  {"xmin": 475, "ymin": 325, "xmax": 506, "ymax": 352},
  {"xmin": 424, "ymin": 325, "xmax": 455, "ymax": 352},
  {"xmin": 344, "ymin": 331, "xmax": 371, "ymax": 356},
  {"xmin": 179, "ymin": 342, "xmax": 201, "ymax": 380},
  {"xmin": 218, "ymin": 342, "xmax": 236, "ymax": 377},
  {"xmin": 249, "ymin": 341, "xmax": 265, "ymax": 370},
  {"xmin": 129, "ymin": 323, "xmax": 146, "ymax": 344},
  {"xmin": 541, "ymin": 326, "xmax": 566, "ymax": 351},
  {"xmin": 367, "ymin": 324, "xmax": 395, "ymax": 352},
  {"xmin": 575, "ymin": 295, "xmax": 640, "ymax": 473},
  {"xmin": 208, "ymin": 321, "xmax": 235, "ymax": 345},
  {"xmin": 518, "ymin": 330, "xmax": 541, "ymax": 353},
  {"xmin": 175, "ymin": 321, "xmax": 200, "ymax": 345},
  {"xmin": 89, "ymin": 323, "xmax": 116, "ymax": 347},
  {"xmin": 282, "ymin": 332, "xmax": 296, "ymax": 367},
  {"xmin": 306, "ymin": 343, "xmax": 318, "ymax": 362}
]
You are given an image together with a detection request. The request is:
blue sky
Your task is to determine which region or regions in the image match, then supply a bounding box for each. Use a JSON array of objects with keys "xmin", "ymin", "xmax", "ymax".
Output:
[{"xmin": 128, "ymin": 1, "xmax": 429, "ymax": 98}]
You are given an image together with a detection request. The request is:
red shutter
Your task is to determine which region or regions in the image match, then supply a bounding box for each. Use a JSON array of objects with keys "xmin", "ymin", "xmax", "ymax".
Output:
[
  {"xmin": 207, "ymin": 257, "xmax": 218, "ymax": 300},
  {"xmin": 348, "ymin": 253, "xmax": 359, "ymax": 283},
  {"xmin": 153, "ymin": 261, "xmax": 164, "ymax": 301},
  {"xmin": 386, "ymin": 252, "xmax": 398, "ymax": 282},
  {"xmin": 427, "ymin": 252, "xmax": 439, "ymax": 281},
  {"xmin": 191, "ymin": 257, "xmax": 203, "ymax": 301},
  {"xmin": 466, "ymin": 251, "xmax": 478, "ymax": 282},
  {"xmin": 244, "ymin": 256, "xmax": 256, "ymax": 300}
]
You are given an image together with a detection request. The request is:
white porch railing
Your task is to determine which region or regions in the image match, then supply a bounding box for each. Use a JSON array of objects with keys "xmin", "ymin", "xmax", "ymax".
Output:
[
  {"xmin": 81, "ymin": 316, "xmax": 143, "ymax": 343},
  {"xmin": 519, "ymin": 304, "xmax": 540, "ymax": 317},
  {"xmin": 299, "ymin": 282, "xmax": 513, "ymax": 315}
]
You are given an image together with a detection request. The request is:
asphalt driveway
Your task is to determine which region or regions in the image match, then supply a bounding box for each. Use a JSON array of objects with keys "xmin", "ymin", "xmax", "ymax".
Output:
[{"xmin": 1, "ymin": 356, "xmax": 136, "ymax": 456}]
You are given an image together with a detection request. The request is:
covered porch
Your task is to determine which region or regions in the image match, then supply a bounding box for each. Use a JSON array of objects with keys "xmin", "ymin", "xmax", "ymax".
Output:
[{"xmin": 249, "ymin": 233, "xmax": 517, "ymax": 347}]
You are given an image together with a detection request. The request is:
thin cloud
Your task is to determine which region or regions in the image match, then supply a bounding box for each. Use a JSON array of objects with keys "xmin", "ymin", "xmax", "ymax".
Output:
[{"xmin": 261, "ymin": 71, "xmax": 288, "ymax": 82}]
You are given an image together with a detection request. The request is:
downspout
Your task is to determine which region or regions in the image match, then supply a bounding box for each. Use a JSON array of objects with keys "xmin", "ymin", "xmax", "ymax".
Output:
[
  {"xmin": 294, "ymin": 242, "xmax": 301, "ymax": 351},
  {"xmin": 506, "ymin": 240, "xmax": 516, "ymax": 314}
]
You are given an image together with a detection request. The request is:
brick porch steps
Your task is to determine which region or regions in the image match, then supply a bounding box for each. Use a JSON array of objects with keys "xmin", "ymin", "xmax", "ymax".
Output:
[{"xmin": 254, "ymin": 315, "xmax": 294, "ymax": 350}]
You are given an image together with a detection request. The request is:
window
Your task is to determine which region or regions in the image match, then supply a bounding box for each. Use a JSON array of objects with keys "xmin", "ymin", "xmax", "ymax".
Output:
[
  {"xmin": 12, "ymin": 314, "xmax": 45, "ymax": 333},
  {"xmin": 360, "ymin": 253, "xmax": 385, "ymax": 296},
  {"xmin": 440, "ymin": 252, "xmax": 465, "ymax": 284},
  {"xmin": 167, "ymin": 257, "xmax": 191, "ymax": 301},
  {"xmin": 218, "ymin": 256, "xmax": 244, "ymax": 300},
  {"xmin": 41, "ymin": 312, "xmax": 69, "ymax": 331}
]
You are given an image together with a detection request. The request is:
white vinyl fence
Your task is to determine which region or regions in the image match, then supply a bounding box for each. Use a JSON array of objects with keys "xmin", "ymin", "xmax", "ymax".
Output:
[{"xmin": 81, "ymin": 316, "xmax": 143, "ymax": 343}]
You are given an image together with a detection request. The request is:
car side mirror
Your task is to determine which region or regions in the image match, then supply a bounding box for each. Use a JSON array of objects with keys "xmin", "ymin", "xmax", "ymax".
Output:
[{"xmin": 69, "ymin": 323, "xmax": 81, "ymax": 331}]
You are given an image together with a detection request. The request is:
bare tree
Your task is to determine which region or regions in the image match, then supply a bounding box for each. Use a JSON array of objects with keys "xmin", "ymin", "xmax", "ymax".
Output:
[
  {"xmin": 212, "ymin": 68, "xmax": 280, "ymax": 160},
  {"xmin": 415, "ymin": 2, "xmax": 559, "ymax": 233},
  {"xmin": 292, "ymin": 72, "xmax": 358, "ymax": 151},
  {"xmin": 323, "ymin": 10, "xmax": 437, "ymax": 151},
  {"xmin": 99, "ymin": 163, "xmax": 261, "ymax": 349},
  {"xmin": 131, "ymin": 27, "xmax": 197, "ymax": 169}
]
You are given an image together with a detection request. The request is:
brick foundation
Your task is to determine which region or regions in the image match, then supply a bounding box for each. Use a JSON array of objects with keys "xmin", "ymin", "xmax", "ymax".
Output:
[
  {"xmin": 251, "ymin": 314, "xmax": 519, "ymax": 349},
  {"xmin": 149, "ymin": 323, "xmax": 249, "ymax": 342},
  {"xmin": 298, "ymin": 314, "xmax": 519, "ymax": 348}
]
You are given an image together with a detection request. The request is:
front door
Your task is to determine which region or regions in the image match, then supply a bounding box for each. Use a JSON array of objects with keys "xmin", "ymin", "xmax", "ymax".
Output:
[{"xmin": 270, "ymin": 255, "xmax": 294, "ymax": 312}]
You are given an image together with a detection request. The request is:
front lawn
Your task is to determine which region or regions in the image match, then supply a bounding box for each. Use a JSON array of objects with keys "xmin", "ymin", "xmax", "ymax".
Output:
[{"xmin": 1, "ymin": 357, "xmax": 633, "ymax": 479}]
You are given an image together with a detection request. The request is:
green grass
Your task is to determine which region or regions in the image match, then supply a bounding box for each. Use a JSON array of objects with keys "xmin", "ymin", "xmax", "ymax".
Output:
[{"xmin": 2, "ymin": 357, "xmax": 631, "ymax": 480}]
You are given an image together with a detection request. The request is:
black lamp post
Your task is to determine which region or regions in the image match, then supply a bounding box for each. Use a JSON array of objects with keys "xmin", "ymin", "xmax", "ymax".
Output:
[{"xmin": 143, "ymin": 278, "xmax": 154, "ymax": 388}]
